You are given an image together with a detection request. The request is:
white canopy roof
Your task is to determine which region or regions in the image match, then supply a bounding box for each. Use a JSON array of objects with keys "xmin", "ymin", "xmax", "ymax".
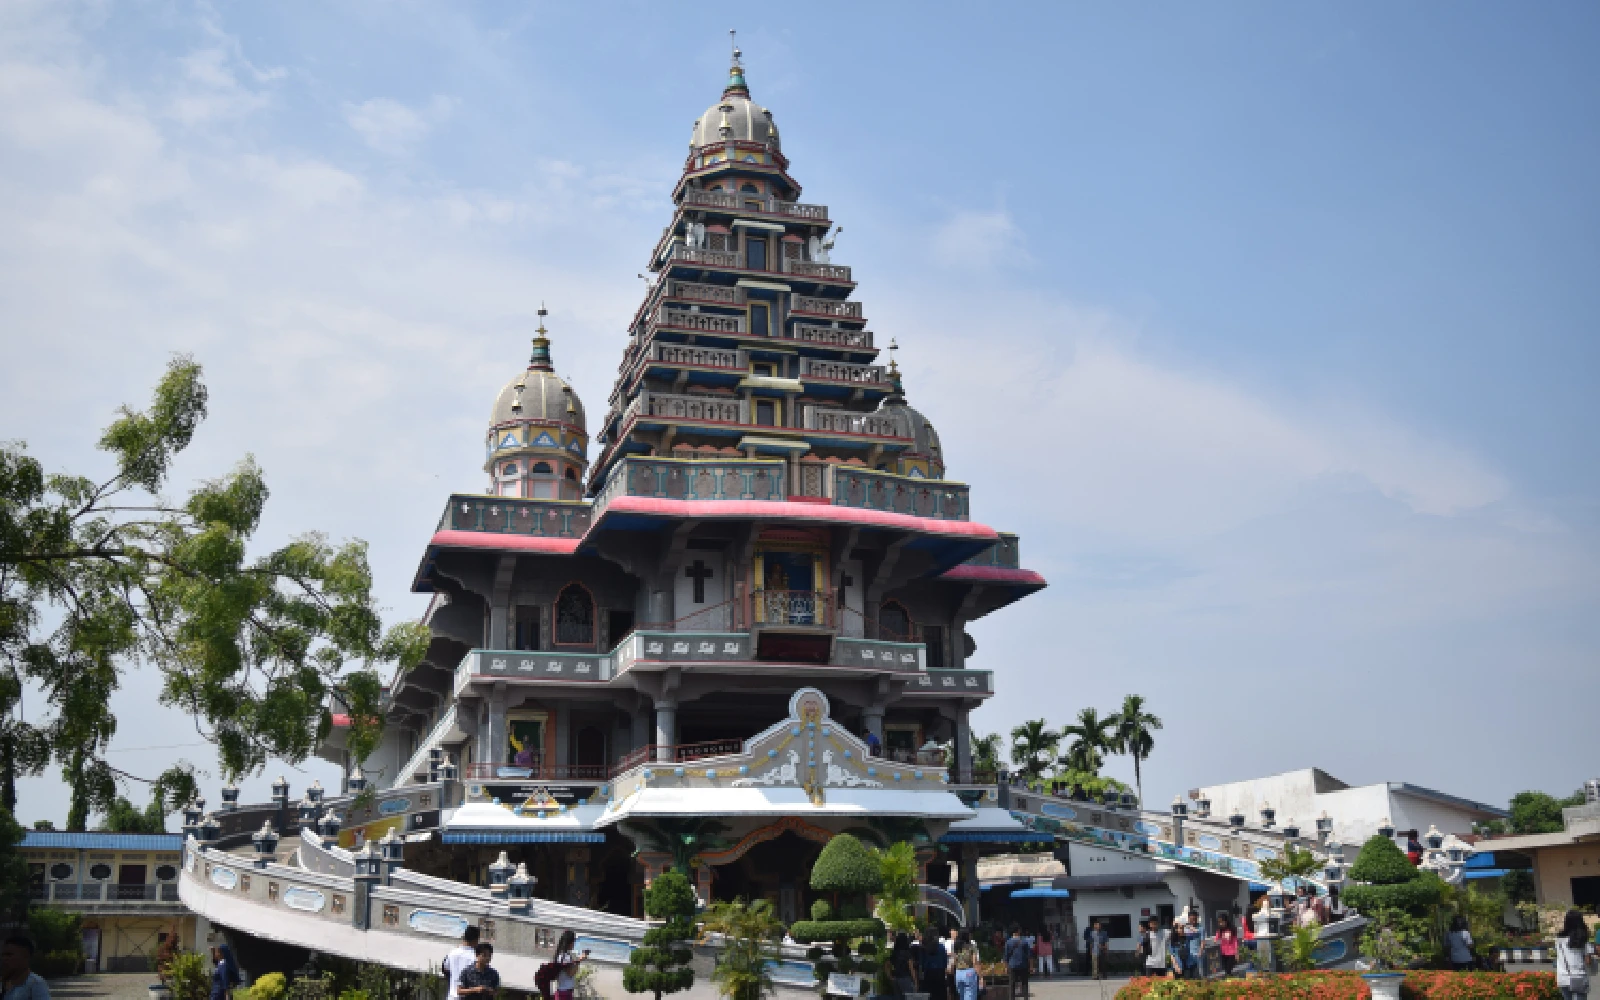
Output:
[{"xmin": 598, "ymin": 786, "xmax": 975, "ymax": 826}]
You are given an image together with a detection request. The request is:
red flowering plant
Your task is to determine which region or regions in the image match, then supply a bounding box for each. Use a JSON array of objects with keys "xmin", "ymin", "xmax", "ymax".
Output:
[
  {"xmin": 1115, "ymin": 971, "xmax": 1371, "ymax": 998},
  {"xmin": 1400, "ymin": 970, "xmax": 1558, "ymax": 999}
]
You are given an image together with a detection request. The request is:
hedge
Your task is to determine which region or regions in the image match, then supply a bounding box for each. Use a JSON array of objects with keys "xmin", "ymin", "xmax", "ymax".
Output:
[
  {"xmin": 1400, "ymin": 970, "xmax": 1558, "ymax": 999},
  {"xmin": 1341, "ymin": 873, "xmax": 1443, "ymax": 915},
  {"xmin": 787, "ymin": 918, "xmax": 885, "ymax": 944}
]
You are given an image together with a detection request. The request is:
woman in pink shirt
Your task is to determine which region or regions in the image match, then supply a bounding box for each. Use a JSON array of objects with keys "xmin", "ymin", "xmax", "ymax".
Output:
[{"xmin": 1215, "ymin": 913, "xmax": 1239, "ymax": 976}]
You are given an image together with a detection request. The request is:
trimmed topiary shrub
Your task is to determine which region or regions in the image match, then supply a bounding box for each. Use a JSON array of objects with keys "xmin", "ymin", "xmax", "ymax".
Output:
[
  {"xmin": 623, "ymin": 870, "xmax": 697, "ymax": 1000},
  {"xmin": 1343, "ymin": 835, "xmax": 1443, "ymax": 915},
  {"xmin": 792, "ymin": 834, "xmax": 886, "ymax": 993},
  {"xmin": 809, "ymin": 832, "xmax": 882, "ymax": 895}
]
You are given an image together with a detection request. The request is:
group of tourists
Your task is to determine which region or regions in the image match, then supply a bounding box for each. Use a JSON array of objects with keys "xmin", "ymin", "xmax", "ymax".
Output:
[
  {"xmin": 885, "ymin": 926, "xmax": 984, "ymax": 1000},
  {"xmin": 1137, "ymin": 909, "xmax": 1243, "ymax": 980},
  {"xmin": 443, "ymin": 925, "xmax": 588, "ymax": 1000}
]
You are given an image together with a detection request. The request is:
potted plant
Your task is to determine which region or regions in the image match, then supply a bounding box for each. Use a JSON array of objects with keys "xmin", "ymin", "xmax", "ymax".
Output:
[{"xmin": 1359, "ymin": 908, "xmax": 1427, "ymax": 1000}]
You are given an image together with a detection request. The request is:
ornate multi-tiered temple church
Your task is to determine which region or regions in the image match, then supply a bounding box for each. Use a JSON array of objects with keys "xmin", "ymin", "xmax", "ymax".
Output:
[{"xmin": 321, "ymin": 49, "xmax": 1046, "ymax": 922}]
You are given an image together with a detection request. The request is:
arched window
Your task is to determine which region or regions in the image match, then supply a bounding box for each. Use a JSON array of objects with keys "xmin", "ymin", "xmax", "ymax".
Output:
[
  {"xmin": 554, "ymin": 584, "xmax": 595, "ymax": 646},
  {"xmin": 564, "ymin": 468, "xmax": 578, "ymax": 481},
  {"xmin": 532, "ymin": 462, "xmax": 553, "ymax": 474},
  {"xmin": 877, "ymin": 600, "xmax": 911, "ymax": 643},
  {"xmin": 741, "ymin": 183, "xmax": 759, "ymax": 194}
]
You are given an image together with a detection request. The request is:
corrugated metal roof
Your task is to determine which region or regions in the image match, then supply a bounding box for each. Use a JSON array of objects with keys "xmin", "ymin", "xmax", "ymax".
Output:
[{"xmin": 21, "ymin": 832, "xmax": 184, "ymax": 851}]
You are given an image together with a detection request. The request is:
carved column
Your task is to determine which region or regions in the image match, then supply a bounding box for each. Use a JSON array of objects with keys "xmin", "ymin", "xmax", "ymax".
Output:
[
  {"xmin": 482, "ymin": 683, "xmax": 508, "ymax": 766},
  {"xmin": 862, "ymin": 706, "xmax": 885, "ymax": 745},
  {"xmin": 654, "ymin": 702, "xmax": 677, "ymax": 761},
  {"xmin": 555, "ymin": 701, "xmax": 571, "ymax": 767},
  {"xmin": 959, "ymin": 844, "xmax": 981, "ymax": 927},
  {"xmin": 631, "ymin": 706, "xmax": 652, "ymax": 753},
  {"xmin": 954, "ymin": 705, "xmax": 973, "ymax": 783}
]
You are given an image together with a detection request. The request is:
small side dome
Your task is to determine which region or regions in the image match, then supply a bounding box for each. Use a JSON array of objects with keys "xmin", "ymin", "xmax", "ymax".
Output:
[
  {"xmin": 874, "ymin": 345, "xmax": 945, "ymax": 480},
  {"xmin": 484, "ymin": 307, "xmax": 588, "ymax": 500}
]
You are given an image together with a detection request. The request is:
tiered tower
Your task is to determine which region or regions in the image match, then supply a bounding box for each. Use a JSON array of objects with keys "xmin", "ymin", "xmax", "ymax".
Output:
[{"xmin": 344, "ymin": 50, "xmax": 1046, "ymax": 922}]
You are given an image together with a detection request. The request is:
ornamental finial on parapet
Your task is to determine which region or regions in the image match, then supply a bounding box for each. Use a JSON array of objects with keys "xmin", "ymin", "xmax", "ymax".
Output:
[
  {"xmin": 528, "ymin": 302, "xmax": 553, "ymax": 371},
  {"xmin": 724, "ymin": 29, "xmax": 750, "ymax": 99}
]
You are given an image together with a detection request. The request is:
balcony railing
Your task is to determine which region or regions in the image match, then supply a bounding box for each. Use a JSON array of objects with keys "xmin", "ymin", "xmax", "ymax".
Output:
[
  {"xmin": 680, "ymin": 188, "xmax": 829, "ymax": 221},
  {"xmin": 802, "ymin": 405, "xmax": 907, "ymax": 438},
  {"xmin": 649, "ymin": 343, "xmax": 744, "ymax": 370},
  {"xmin": 30, "ymin": 882, "xmax": 178, "ymax": 904},
  {"xmin": 656, "ymin": 306, "xmax": 745, "ymax": 335},
  {"xmin": 464, "ymin": 761, "xmax": 610, "ymax": 782},
  {"xmin": 639, "ymin": 391, "xmax": 744, "ymax": 425},
  {"xmin": 671, "ymin": 281, "xmax": 745, "ymax": 306},
  {"xmin": 672, "ymin": 246, "xmax": 742, "ymax": 269},
  {"xmin": 792, "ymin": 296, "xmax": 862, "ymax": 319},
  {"xmin": 798, "ymin": 358, "xmax": 885, "ymax": 385},
  {"xmin": 788, "ymin": 323, "xmax": 872, "ymax": 349},
  {"xmin": 612, "ymin": 740, "xmax": 745, "ymax": 774},
  {"xmin": 753, "ymin": 589, "xmax": 833, "ymax": 628},
  {"xmin": 438, "ymin": 496, "xmax": 592, "ymax": 538},
  {"xmin": 785, "ymin": 260, "xmax": 852, "ymax": 281}
]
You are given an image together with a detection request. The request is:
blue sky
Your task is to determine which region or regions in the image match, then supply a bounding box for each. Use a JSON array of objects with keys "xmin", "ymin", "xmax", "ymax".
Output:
[{"xmin": 1, "ymin": 1, "xmax": 1595, "ymax": 824}]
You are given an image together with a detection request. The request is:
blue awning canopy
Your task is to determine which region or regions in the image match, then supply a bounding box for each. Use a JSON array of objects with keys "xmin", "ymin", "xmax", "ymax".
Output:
[
  {"xmin": 1008, "ymin": 887, "xmax": 1071, "ymax": 898},
  {"xmin": 1464, "ymin": 868, "xmax": 1511, "ymax": 879},
  {"xmin": 441, "ymin": 830, "xmax": 605, "ymax": 844}
]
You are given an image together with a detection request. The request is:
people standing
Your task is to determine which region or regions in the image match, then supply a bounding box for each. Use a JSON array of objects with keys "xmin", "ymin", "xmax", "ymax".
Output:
[
  {"xmin": 455, "ymin": 944, "xmax": 500, "ymax": 998},
  {"xmin": 1446, "ymin": 915, "xmax": 1475, "ymax": 972},
  {"xmin": 1183, "ymin": 911, "xmax": 1203, "ymax": 979},
  {"xmin": 1034, "ymin": 930, "xmax": 1053, "ymax": 979},
  {"xmin": 0, "ymin": 937, "xmax": 48, "ymax": 1000},
  {"xmin": 1003, "ymin": 926, "xmax": 1032, "ymax": 999},
  {"xmin": 552, "ymin": 930, "xmax": 589, "ymax": 1000},
  {"xmin": 1143, "ymin": 918, "xmax": 1171, "ymax": 980},
  {"xmin": 889, "ymin": 933, "xmax": 919, "ymax": 997},
  {"xmin": 1215, "ymin": 913, "xmax": 1239, "ymax": 977},
  {"xmin": 920, "ymin": 927, "xmax": 949, "ymax": 1000},
  {"xmin": 444, "ymin": 925, "xmax": 482, "ymax": 1000},
  {"xmin": 209, "ymin": 944, "xmax": 242, "ymax": 1000},
  {"xmin": 950, "ymin": 932, "xmax": 981, "ymax": 1000},
  {"xmin": 1556, "ymin": 909, "xmax": 1591, "ymax": 1000},
  {"xmin": 1089, "ymin": 920, "xmax": 1108, "ymax": 981}
]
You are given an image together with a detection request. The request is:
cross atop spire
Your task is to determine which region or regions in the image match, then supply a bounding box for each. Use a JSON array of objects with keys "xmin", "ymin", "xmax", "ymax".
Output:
[
  {"xmin": 724, "ymin": 29, "xmax": 750, "ymax": 99},
  {"xmin": 528, "ymin": 303, "xmax": 554, "ymax": 371}
]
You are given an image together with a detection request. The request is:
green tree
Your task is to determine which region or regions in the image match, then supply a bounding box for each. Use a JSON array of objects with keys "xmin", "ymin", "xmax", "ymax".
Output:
[
  {"xmin": 1258, "ymin": 843, "xmax": 1323, "ymax": 887},
  {"xmin": 1110, "ymin": 694, "xmax": 1162, "ymax": 806},
  {"xmin": 1008, "ymin": 719, "xmax": 1058, "ymax": 786},
  {"xmin": 1058, "ymin": 707, "xmax": 1116, "ymax": 778},
  {"xmin": 97, "ymin": 795, "xmax": 165, "ymax": 834},
  {"xmin": 873, "ymin": 841, "xmax": 920, "ymax": 935},
  {"xmin": 0, "ymin": 807, "xmax": 31, "ymax": 924},
  {"xmin": 623, "ymin": 870, "xmax": 697, "ymax": 1000},
  {"xmin": 1507, "ymin": 790, "xmax": 1585, "ymax": 835},
  {"xmin": 0, "ymin": 357, "xmax": 427, "ymax": 827},
  {"xmin": 702, "ymin": 898, "xmax": 782, "ymax": 1000},
  {"xmin": 969, "ymin": 732, "xmax": 1002, "ymax": 776}
]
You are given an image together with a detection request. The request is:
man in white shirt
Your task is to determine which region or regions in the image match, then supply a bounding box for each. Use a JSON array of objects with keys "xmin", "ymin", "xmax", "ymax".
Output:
[{"xmin": 442, "ymin": 926, "xmax": 481, "ymax": 1000}]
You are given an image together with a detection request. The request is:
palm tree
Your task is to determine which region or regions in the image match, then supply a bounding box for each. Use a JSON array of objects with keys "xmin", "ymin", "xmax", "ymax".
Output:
[
  {"xmin": 1112, "ymin": 694, "xmax": 1163, "ymax": 806},
  {"xmin": 1059, "ymin": 707, "xmax": 1116, "ymax": 778},
  {"xmin": 1009, "ymin": 719, "xmax": 1058, "ymax": 786},
  {"xmin": 970, "ymin": 732, "xmax": 1003, "ymax": 776}
]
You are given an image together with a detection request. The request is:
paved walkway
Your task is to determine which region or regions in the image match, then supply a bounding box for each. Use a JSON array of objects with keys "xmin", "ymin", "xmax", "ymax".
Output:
[
  {"xmin": 1018, "ymin": 977, "xmax": 1134, "ymax": 999},
  {"xmin": 45, "ymin": 973, "xmax": 158, "ymax": 1000}
]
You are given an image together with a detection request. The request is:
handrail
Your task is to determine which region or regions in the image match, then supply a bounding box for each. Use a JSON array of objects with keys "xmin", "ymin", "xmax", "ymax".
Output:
[
  {"xmin": 463, "ymin": 762, "xmax": 610, "ymax": 782},
  {"xmin": 611, "ymin": 739, "xmax": 744, "ymax": 774}
]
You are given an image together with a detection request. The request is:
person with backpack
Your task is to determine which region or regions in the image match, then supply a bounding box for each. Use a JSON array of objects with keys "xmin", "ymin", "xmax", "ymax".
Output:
[
  {"xmin": 1003, "ymin": 925, "xmax": 1031, "ymax": 999},
  {"xmin": 1556, "ymin": 909, "xmax": 1592, "ymax": 1000},
  {"xmin": 547, "ymin": 930, "xmax": 589, "ymax": 1000},
  {"xmin": 950, "ymin": 932, "xmax": 981, "ymax": 1000},
  {"xmin": 443, "ymin": 925, "xmax": 481, "ymax": 1000}
]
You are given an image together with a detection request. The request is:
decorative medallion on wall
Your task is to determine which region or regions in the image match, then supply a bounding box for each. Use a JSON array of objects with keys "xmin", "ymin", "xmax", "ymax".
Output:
[
  {"xmin": 210, "ymin": 866, "xmax": 238, "ymax": 890},
  {"xmin": 283, "ymin": 887, "xmax": 326, "ymax": 912},
  {"xmin": 408, "ymin": 910, "xmax": 470, "ymax": 938}
]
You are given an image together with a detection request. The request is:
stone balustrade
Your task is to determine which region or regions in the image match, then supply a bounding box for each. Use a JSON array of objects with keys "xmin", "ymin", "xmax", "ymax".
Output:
[
  {"xmin": 680, "ymin": 188, "xmax": 740, "ymax": 210},
  {"xmin": 655, "ymin": 307, "xmax": 745, "ymax": 334},
  {"xmin": 650, "ymin": 343, "xmax": 743, "ymax": 369},
  {"xmin": 799, "ymin": 357, "xmax": 885, "ymax": 385},
  {"xmin": 642, "ymin": 391, "xmax": 743, "ymax": 424},
  {"xmin": 963, "ymin": 533, "xmax": 1020, "ymax": 569},
  {"xmin": 832, "ymin": 467, "xmax": 970, "ymax": 520},
  {"xmin": 785, "ymin": 260, "xmax": 852, "ymax": 281},
  {"xmin": 680, "ymin": 188, "xmax": 828, "ymax": 221},
  {"xmin": 802, "ymin": 405, "xmax": 906, "ymax": 438},
  {"xmin": 670, "ymin": 245, "xmax": 741, "ymax": 269},
  {"xmin": 670, "ymin": 281, "xmax": 745, "ymax": 305},
  {"xmin": 437, "ymin": 496, "xmax": 592, "ymax": 538},
  {"xmin": 788, "ymin": 323, "xmax": 872, "ymax": 349},
  {"xmin": 792, "ymin": 296, "xmax": 862, "ymax": 318},
  {"xmin": 773, "ymin": 200, "xmax": 828, "ymax": 220}
]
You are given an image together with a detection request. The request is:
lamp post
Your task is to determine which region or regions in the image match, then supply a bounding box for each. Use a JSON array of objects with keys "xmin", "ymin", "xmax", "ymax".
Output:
[
  {"xmin": 1377, "ymin": 818, "xmax": 1395, "ymax": 840},
  {"xmin": 252, "ymin": 821, "xmax": 280, "ymax": 869},
  {"xmin": 271, "ymin": 776, "xmax": 289, "ymax": 805},
  {"xmin": 198, "ymin": 813, "xmax": 221, "ymax": 845},
  {"xmin": 297, "ymin": 796, "xmax": 320, "ymax": 827},
  {"xmin": 181, "ymin": 800, "xmax": 203, "ymax": 837},
  {"xmin": 439, "ymin": 753, "xmax": 458, "ymax": 783},
  {"xmin": 1281, "ymin": 818, "xmax": 1300, "ymax": 839},
  {"xmin": 347, "ymin": 765, "xmax": 367, "ymax": 794},
  {"xmin": 1260, "ymin": 802, "xmax": 1276, "ymax": 829},
  {"xmin": 317, "ymin": 811, "xmax": 342, "ymax": 840},
  {"xmin": 351, "ymin": 842, "xmax": 382, "ymax": 930},
  {"xmin": 1229, "ymin": 810, "xmax": 1246, "ymax": 829},
  {"xmin": 1315, "ymin": 812, "xmax": 1333, "ymax": 844},
  {"xmin": 379, "ymin": 828, "xmax": 405, "ymax": 884},
  {"xmin": 307, "ymin": 780, "xmax": 325, "ymax": 805},
  {"xmin": 1195, "ymin": 795, "xmax": 1211, "ymax": 819},
  {"xmin": 488, "ymin": 851, "xmax": 514, "ymax": 899},
  {"xmin": 508, "ymin": 863, "xmax": 534, "ymax": 915},
  {"xmin": 220, "ymin": 783, "xmax": 240, "ymax": 813}
]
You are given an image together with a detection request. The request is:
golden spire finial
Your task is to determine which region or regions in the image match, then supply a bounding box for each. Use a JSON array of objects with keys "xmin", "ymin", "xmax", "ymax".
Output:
[{"xmin": 887, "ymin": 337, "xmax": 900, "ymax": 375}]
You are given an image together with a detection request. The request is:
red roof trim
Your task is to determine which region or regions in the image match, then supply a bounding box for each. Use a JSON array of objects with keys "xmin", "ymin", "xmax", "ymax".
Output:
[
  {"xmin": 429, "ymin": 531, "xmax": 582, "ymax": 554},
  {"xmin": 937, "ymin": 565, "xmax": 1048, "ymax": 586},
  {"xmin": 599, "ymin": 496, "xmax": 999, "ymax": 539}
]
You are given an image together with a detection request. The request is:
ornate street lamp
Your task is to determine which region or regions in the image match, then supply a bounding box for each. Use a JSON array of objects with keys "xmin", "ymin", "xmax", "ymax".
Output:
[
  {"xmin": 306, "ymin": 780, "xmax": 325, "ymax": 805},
  {"xmin": 318, "ymin": 811, "xmax": 342, "ymax": 839},
  {"xmin": 1281, "ymin": 818, "xmax": 1301, "ymax": 839},
  {"xmin": 379, "ymin": 828, "xmax": 405, "ymax": 874},
  {"xmin": 508, "ymin": 863, "xmax": 534, "ymax": 914},
  {"xmin": 1171, "ymin": 795, "xmax": 1188, "ymax": 818},
  {"xmin": 297, "ymin": 796, "xmax": 320, "ymax": 826},
  {"xmin": 271, "ymin": 776, "xmax": 290, "ymax": 805},
  {"xmin": 1195, "ymin": 795, "xmax": 1212, "ymax": 819},
  {"xmin": 1260, "ymin": 802, "xmax": 1276, "ymax": 828},
  {"xmin": 198, "ymin": 813, "xmax": 221, "ymax": 844},
  {"xmin": 1424, "ymin": 825, "xmax": 1444, "ymax": 850},
  {"xmin": 1229, "ymin": 810, "xmax": 1246, "ymax": 829},
  {"xmin": 347, "ymin": 765, "xmax": 367, "ymax": 794},
  {"xmin": 1377, "ymin": 818, "xmax": 1395, "ymax": 840},
  {"xmin": 1315, "ymin": 811, "xmax": 1333, "ymax": 842},
  {"xmin": 252, "ymin": 821, "xmax": 280, "ymax": 868},
  {"xmin": 488, "ymin": 851, "xmax": 515, "ymax": 899},
  {"xmin": 220, "ymin": 783, "xmax": 240, "ymax": 812},
  {"xmin": 353, "ymin": 841, "xmax": 383, "ymax": 880}
]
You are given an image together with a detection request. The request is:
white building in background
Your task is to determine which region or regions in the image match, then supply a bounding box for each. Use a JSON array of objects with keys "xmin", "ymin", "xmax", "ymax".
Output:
[{"xmin": 1195, "ymin": 767, "xmax": 1506, "ymax": 846}]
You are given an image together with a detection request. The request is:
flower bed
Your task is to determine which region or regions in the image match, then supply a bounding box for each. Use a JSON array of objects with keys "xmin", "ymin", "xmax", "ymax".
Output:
[
  {"xmin": 1116, "ymin": 972, "xmax": 1370, "ymax": 999},
  {"xmin": 1113, "ymin": 971, "xmax": 1560, "ymax": 1000},
  {"xmin": 1400, "ymin": 970, "xmax": 1558, "ymax": 999}
]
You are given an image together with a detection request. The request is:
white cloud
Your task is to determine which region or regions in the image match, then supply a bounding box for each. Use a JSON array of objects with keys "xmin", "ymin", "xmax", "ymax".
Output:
[
  {"xmin": 930, "ymin": 207, "xmax": 1026, "ymax": 269},
  {"xmin": 343, "ymin": 96, "xmax": 455, "ymax": 156}
]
